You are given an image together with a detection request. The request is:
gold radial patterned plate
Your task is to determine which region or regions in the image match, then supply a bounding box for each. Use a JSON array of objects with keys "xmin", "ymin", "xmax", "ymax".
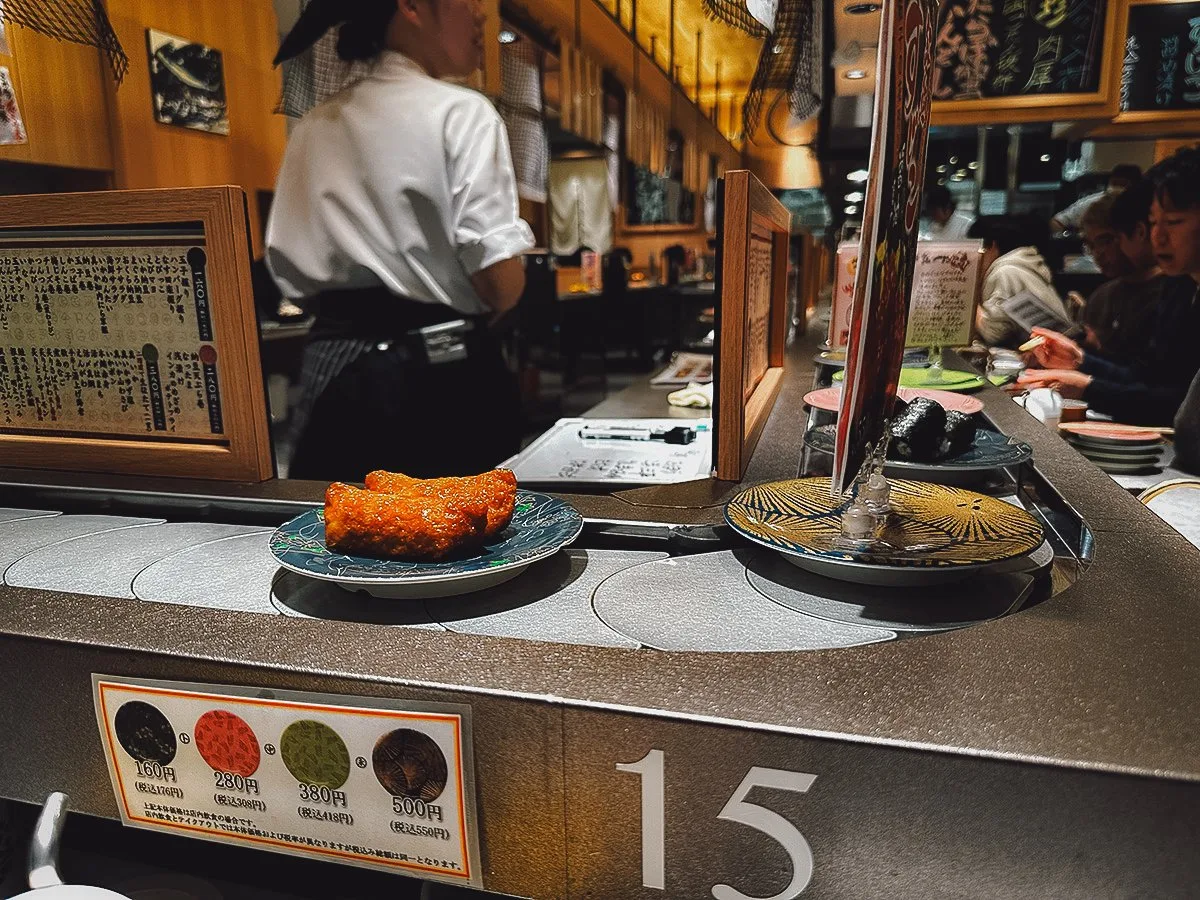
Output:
[{"xmin": 725, "ymin": 477, "xmax": 1044, "ymax": 585}]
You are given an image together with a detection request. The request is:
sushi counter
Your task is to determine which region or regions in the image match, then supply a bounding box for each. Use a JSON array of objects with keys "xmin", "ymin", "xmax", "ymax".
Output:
[{"xmin": 1, "ymin": 337, "xmax": 1199, "ymax": 899}]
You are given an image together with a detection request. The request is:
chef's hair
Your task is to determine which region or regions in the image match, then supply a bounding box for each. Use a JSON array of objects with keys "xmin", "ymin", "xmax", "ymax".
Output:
[
  {"xmin": 1110, "ymin": 179, "xmax": 1154, "ymax": 236},
  {"xmin": 337, "ymin": 0, "xmax": 400, "ymax": 61}
]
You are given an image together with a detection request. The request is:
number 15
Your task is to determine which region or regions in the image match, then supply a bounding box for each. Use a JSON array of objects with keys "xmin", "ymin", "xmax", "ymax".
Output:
[{"xmin": 618, "ymin": 750, "xmax": 817, "ymax": 899}]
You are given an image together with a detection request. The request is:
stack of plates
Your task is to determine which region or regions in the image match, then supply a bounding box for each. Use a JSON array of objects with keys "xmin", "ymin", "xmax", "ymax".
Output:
[{"xmin": 1059, "ymin": 423, "xmax": 1166, "ymax": 473}]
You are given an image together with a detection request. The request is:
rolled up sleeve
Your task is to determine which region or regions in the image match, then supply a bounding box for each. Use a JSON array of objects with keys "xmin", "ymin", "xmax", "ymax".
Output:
[{"xmin": 446, "ymin": 97, "xmax": 535, "ymax": 275}]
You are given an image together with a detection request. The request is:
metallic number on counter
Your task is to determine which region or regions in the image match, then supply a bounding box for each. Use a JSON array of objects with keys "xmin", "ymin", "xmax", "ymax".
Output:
[
  {"xmin": 616, "ymin": 749, "xmax": 666, "ymax": 890},
  {"xmin": 617, "ymin": 752, "xmax": 817, "ymax": 898},
  {"xmin": 710, "ymin": 767, "xmax": 817, "ymax": 900}
]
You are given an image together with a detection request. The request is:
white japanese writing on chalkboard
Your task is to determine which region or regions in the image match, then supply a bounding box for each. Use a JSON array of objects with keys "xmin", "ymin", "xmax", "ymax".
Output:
[
  {"xmin": 1120, "ymin": 4, "xmax": 1200, "ymax": 112},
  {"xmin": 933, "ymin": 0, "xmax": 1103, "ymax": 100},
  {"xmin": 0, "ymin": 242, "xmax": 224, "ymax": 441}
]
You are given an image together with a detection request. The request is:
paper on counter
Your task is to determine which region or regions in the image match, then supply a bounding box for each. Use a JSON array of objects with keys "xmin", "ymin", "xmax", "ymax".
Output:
[
  {"xmin": 502, "ymin": 418, "xmax": 712, "ymax": 486},
  {"xmin": 650, "ymin": 352, "xmax": 713, "ymax": 385}
]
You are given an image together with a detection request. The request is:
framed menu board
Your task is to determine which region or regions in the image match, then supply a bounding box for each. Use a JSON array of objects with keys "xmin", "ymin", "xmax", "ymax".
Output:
[
  {"xmin": 0, "ymin": 188, "xmax": 273, "ymax": 482},
  {"xmin": 1105, "ymin": 0, "xmax": 1200, "ymax": 134},
  {"xmin": 930, "ymin": 0, "xmax": 1125, "ymax": 125},
  {"xmin": 712, "ymin": 170, "xmax": 790, "ymax": 481}
]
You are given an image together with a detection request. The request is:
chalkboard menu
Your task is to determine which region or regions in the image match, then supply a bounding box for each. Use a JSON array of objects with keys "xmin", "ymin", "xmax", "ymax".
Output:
[
  {"xmin": 933, "ymin": 0, "xmax": 1107, "ymax": 100},
  {"xmin": 1120, "ymin": 2, "xmax": 1200, "ymax": 112},
  {"xmin": 0, "ymin": 188, "xmax": 273, "ymax": 482}
]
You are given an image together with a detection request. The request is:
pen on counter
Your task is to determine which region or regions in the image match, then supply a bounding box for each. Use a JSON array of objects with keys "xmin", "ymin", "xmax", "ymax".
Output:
[{"xmin": 578, "ymin": 424, "xmax": 697, "ymax": 445}]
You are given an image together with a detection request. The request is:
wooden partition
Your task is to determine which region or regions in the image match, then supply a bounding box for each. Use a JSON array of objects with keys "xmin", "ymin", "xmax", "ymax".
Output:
[
  {"xmin": 712, "ymin": 170, "xmax": 791, "ymax": 480},
  {"xmin": 0, "ymin": 187, "xmax": 273, "ymax": 482}
]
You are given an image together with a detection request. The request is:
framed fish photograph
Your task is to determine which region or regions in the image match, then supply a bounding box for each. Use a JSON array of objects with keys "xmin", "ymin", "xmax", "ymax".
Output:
[{"xmin": 146, "ymin": 28, "xmax": 229, "ymax": 135}]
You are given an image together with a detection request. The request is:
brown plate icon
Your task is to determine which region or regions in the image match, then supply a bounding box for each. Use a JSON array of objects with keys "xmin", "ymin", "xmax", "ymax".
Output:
[{"xmin": 372, "ymin": 729, "xmax": 448, "ymax": 802}]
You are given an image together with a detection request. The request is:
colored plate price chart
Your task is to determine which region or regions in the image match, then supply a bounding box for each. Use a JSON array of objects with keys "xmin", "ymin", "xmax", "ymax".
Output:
[{"xmin": 92, "ymin": 677, "xmax": 480, "ymax": 886}]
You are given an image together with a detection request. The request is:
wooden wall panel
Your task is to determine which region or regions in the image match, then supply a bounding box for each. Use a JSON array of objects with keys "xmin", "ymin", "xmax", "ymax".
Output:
[
  {"xmin": 106, "ymin": 0, "xmax": 286, "ymax": 256},
  {"xmin": 0, "ymin": 24, "xmax": 114, "ymax": 171}
]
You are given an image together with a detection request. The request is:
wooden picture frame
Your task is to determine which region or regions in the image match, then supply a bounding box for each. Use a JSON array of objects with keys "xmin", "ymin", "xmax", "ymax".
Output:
[
  {"xmin": 0, "ymin": 187, "xmax": 274, "ymax": 482},
  {"xmin": 930, "ymin": 0, "xmax": 1127, "ymax": 127},
  {"xmin": 712, "ymin": 170, "xmax": 790, "ymax": 481},
  {"xmin": 1087, "ymin": 0, "xmax": 1200, "ymax": 138}
]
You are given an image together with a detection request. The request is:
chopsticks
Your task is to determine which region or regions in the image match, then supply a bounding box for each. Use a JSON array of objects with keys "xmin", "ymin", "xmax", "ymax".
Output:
[{"xmin": 1018, "ymin": 335, "xmax": 1046, "ymax": 352}]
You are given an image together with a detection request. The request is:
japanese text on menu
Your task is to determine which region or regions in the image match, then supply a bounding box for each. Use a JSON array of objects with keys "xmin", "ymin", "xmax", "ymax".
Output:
[
  {"xmin": 0, "ymin": 242, "xmax": 224, "ymax": 441},
  {"xmin": 933, "ymin": 0, "xmax": 1104, "ymax": 100}
]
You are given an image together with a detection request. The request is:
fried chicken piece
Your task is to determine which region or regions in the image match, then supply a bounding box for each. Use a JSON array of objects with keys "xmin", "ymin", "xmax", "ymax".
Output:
[
  {"xmin": 324, "ymin": 482, "xmax": 489, "ymax": 561},
  {"xmin": 364, "ymin": 469, "xmax": 517, "ymax": 539}
]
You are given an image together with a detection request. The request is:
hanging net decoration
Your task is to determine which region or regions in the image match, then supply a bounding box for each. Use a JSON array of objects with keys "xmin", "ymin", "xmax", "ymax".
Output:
[
  {"xmin": 701, "ymin": 0, "xmax": 769, "ymax": 38},
  {"xmin": 741, "ymin": 0, "xmax": 821, "ymax": 139},
  {"xmin": 2, "ymin": 0, "xmax": 128, "ymax": 83}
]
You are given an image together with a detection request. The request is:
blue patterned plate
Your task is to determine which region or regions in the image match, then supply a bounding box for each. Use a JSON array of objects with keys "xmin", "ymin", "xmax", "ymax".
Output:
[
  {"xmin": 269, "ymin": 491, "xmax": 583, "ymax": 599},
  {"xmin": 805, "ymin": 425, "xmax": 1033, "ymax": 484}
]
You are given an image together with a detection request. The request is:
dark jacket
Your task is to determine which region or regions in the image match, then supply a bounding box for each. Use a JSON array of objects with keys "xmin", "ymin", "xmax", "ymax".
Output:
[
  {"xmin": 1081, "ymin": 276, "xmax": 1200, "ymax": 426},
  {"xmin": 1175, "ymin": 371, "xmax": 1200, "ymax": 475}
]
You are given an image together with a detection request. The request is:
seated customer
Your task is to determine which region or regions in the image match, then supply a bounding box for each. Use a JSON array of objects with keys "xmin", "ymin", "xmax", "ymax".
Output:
[
  {"xmin": 1020, "ymin": 147, "xmax": 1200, "ymax": 426},
  {"xmin": 970, "ymin": 216, "xmax": 1071, "ymax": 347},
  {"xmin": 1077, "ymin": 183, "xmax": 1163, "ymax": 363},
  {"xmin": 1176, "ymin": 371, "xmax": 1200, "ymax": 474}
]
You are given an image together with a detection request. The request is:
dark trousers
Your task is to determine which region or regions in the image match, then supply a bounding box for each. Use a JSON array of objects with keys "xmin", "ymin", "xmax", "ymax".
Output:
[{"xmin": 287, "ymin": 292, "xmax": 522, "ymax": 483}]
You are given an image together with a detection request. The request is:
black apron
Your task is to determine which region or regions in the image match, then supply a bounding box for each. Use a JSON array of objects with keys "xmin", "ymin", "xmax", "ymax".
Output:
[{"xmin": 287, "ymin": 287, "xmax": 522, "ymax": 482}]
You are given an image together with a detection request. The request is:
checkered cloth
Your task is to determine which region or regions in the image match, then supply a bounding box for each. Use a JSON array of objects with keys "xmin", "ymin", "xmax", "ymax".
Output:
[
  {"xmin": 276, "ymin": 0, "xmax": 371, "ymax": 118},
  {"xmin": 2, "ymin": 0, "xmax": 127, "ymax": 82},
  {"xmin": 497, "ymin": 40, "xmax": 548, "ymax": 204},
  {"xmin": 742, "ymin": 0, "xmax": 821, "ymax": 138}
]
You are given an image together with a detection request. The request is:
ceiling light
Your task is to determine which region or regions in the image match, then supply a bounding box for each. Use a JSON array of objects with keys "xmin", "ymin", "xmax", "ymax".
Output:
[
  {"xmin": 1040, "ymin": 153, "xmax": 1051, "ymax": 162},
  {"xmin": 844, "ymin": 69, "xmax": 868, "ymax": 80},
  {"xmin": 936, "ymin": 165, "xmax": 947, "ymax": 173},
  {"xmin": 845, "ymin": 205, "xmax": 859, "ymax": 215},
  {"xmin": 847, "ymin": 168, "xmax": 869, "ymax": 182},
  {"xmin": 845, "ymin": 2, "xmax": 881, "ymax": 12},
  {"xmin": 949, "ymin": 156, "xmax": 958, "ymax": 164},
  {"xmin": 968, "ymin": 161, "xmax": 979, "ymax": 169},
  {"xmin": 498, "ymin": 29, "xmax": 517, "ymax": 44},
  {"xmin": 845, "ymin": 191, "xmax": 864, "ymax": 202}
]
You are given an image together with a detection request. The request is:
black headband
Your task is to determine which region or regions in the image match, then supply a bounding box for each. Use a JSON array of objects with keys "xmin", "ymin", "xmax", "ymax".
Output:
[{"xmin": 275, "ymin": 0, "xmax": 348, "ymax": 64}]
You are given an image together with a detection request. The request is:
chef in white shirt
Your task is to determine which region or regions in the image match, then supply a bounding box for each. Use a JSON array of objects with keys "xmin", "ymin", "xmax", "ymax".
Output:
[
  {"xmin": 919, "ymin": 184, "xmax": 974, "ymax": 241},
  {"xmin": 1050, "ymin": 164, "xmax": 1142, "ymax": 234},
  {"xmin": 267, "ymin": 0, "xmax": 534, "ymax": 482}
]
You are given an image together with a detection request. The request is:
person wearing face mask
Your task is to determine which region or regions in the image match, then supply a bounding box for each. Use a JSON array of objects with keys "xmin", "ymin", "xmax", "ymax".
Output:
[
  {"xmin": 266, "ymin": 0, "xmax": 534, "ymax": 482},
  {"xmin": 1019, "ymin": 148, "xmax": 1200, "ymax": 427},
  {"xmin": 1074, "ymin": 182, "xmax": 1164, "ymax": 363}
]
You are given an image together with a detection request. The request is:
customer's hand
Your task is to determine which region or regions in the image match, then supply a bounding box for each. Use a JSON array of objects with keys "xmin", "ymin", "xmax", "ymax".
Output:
[
  {"xmin": 1028, "ymin": 327, "xmax": 1084, "ymax": 370},
  {"xmin": 1018, "ymin": 368, "xmax": 1092, "ymax": 400}
]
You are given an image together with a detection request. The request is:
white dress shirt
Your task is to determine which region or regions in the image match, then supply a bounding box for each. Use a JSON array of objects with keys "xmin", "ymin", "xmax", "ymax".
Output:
[
  {"xmin": 1052, "ymin": 190, "xmax": 1105, "ymax": 232},
  {"xmin": 266, "ymin": 52, "xmax": 535, "ymax": 315},
  {"xmin": 919, "ymin": 210, "xmax": 974, "ymax": 241}
]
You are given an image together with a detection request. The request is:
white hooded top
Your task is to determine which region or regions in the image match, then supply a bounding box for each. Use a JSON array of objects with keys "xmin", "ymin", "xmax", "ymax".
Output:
[{"xmin": 977, "ymin": 246, "xmax": 1070, "ymax": 345}]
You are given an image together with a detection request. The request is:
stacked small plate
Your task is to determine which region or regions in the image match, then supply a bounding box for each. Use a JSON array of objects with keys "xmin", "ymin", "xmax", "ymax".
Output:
[{"xmin": 1059, "ymin": 423, "xmax": 1166, "ymax": 473}]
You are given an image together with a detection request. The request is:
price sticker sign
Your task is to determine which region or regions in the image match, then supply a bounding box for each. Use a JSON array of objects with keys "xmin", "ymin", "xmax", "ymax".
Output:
[{"xmin": 93, "ymin": 676, "xmax": 481, "ymax": 886}]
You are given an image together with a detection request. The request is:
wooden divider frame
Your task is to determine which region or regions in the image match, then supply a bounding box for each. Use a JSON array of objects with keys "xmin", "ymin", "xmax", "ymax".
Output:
[
  {"xmin": 713, "ymin": 170, "xmax": 791, "ymax": 481},
  {"xmin": 0, "ymin": 187, "xmax": 274, "ymax": 482}
]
